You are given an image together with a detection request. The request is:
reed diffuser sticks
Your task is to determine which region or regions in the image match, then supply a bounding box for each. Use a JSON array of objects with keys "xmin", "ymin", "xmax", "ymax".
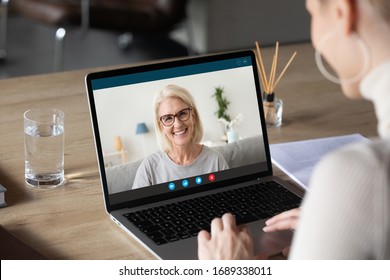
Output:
[
  {"xmin": 255, "ymin": 41, "xmax": 297, "ymax": 127},
  {"xmin": 255, "ymin": 41, "xmax": 297, "ymax": 94}
]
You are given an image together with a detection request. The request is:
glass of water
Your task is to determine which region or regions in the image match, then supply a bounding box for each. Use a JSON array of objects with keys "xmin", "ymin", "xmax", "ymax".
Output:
[{"xmin": 24, "ymin": 108, "xmax": 65, "ymax": 188}]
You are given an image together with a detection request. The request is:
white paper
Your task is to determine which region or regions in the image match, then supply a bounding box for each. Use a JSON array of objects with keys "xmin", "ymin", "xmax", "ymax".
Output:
[{"xmin": 270, "ymin": 134, "xmax": 369, "ymax": 190}]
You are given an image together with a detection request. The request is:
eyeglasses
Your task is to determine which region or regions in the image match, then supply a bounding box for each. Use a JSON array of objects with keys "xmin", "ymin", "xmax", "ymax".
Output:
[{"xmin": 160, "ymin": 108, "xmax": 192, "ymax": 127}]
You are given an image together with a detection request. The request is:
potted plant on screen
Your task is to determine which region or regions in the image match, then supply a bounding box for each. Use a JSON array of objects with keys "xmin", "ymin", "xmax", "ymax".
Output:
[{"xmin": 212, "ymin": 86, "xmax": 243, "ymax": 143}]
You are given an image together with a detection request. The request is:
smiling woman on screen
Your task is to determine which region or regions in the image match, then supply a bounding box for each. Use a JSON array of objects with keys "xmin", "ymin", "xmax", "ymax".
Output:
[{"xmin": 132, "ymin": 84, "xmax": 228, "ymax": 189}]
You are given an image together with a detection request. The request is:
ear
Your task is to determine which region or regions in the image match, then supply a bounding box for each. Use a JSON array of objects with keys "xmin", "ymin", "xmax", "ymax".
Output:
[{"xmin": 337, "ymin": 0, "xmax": 358, "ymax": 35}]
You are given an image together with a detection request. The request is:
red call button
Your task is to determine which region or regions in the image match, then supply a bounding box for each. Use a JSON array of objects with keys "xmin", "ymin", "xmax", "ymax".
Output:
[{"xmin": 208, "ymin": 174, "xmax": 215, "ymax": 182}]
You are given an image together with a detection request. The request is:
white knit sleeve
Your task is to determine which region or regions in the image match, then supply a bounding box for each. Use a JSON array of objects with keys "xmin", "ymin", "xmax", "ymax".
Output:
[{"xmin": 289, "ymin": 142, "xmax": 386, "ymax": 259}]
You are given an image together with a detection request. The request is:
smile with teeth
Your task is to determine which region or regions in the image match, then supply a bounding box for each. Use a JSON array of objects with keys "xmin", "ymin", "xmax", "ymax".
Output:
[{"xmin": 173, "ymin": 128, "xmax": 187, "ymax": 136}]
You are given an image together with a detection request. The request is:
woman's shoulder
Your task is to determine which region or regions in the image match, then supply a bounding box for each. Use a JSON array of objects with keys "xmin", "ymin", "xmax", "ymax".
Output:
[
  {"xmin": 199, "ymin": 145, "xmax": 229, "ymax": 168},
  {"xmin": 201, "ymin": 145, "xmax": 224, "ymax": 158},
  {"xmin": 141, "ymin": 150, "xmax": 166, "ymax": 165}
]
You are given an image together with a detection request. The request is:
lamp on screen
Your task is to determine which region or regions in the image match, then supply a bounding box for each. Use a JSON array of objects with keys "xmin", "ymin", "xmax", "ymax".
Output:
[{"xmin": 135, "ymin": 122, "xmax": 149, "ymax": 135}]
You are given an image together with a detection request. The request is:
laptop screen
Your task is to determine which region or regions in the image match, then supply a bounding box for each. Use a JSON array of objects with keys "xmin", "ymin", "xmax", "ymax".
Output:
[{"xmin": 86, "ymin": 50, "xmax": 272, "ymax": 211}]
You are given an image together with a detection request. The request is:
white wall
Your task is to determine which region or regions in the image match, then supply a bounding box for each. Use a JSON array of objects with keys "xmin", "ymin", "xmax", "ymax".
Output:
[{"xmin": 94, "ymin": 66, "xmax": 263, "ymax": 162}]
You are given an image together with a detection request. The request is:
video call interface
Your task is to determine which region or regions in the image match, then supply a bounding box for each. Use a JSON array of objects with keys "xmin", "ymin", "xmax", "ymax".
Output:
[{"xmin": 90, "ymin": 53, "xmax": 270, "ymax": 205}]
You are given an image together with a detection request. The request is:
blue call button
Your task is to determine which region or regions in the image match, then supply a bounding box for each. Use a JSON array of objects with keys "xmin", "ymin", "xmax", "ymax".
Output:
[
  {"xmin": 168, "ymin": 182, "xmax": 176, "ymax": 191},
  {"xmin": 182, "ymin": 179, "xmax": 189, "ymax": 187},
  {"xmin": 195, "ymin": 177, "xmax": 202, "ymax": 185}
]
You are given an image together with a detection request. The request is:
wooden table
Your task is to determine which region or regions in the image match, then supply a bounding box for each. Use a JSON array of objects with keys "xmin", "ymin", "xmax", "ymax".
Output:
[{"xmin": 0, "ymin": 43, "xmax": 377, "ymax": 259}]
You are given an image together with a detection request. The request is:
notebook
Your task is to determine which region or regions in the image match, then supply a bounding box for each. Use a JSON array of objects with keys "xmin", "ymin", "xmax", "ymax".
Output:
[{"xmin": 85, "ymin": 50, "xmax": 304, "ymax": 259}]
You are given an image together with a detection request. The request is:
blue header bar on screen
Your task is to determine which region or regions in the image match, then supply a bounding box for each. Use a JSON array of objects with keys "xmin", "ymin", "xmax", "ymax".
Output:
[{"xmin": 91, "ymin": 56, "xmax": 253, "ymax": 90}]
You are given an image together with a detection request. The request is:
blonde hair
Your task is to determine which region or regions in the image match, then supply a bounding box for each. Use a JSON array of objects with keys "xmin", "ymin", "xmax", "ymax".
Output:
[{"xmin": 153, "ymin": 84, "xmax": 204, "ymax": 152}]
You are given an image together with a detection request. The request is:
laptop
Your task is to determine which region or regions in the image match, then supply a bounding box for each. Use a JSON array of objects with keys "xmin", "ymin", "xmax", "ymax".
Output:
[{"xmin": 85, "ymin": 50, "xmax": 304, "ymax": 259}]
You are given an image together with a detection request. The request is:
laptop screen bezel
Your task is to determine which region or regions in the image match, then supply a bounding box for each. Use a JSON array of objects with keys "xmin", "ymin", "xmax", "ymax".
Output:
[{"xmin": 85, "ymin": 50, "xmax": 273, "ymax": 212}]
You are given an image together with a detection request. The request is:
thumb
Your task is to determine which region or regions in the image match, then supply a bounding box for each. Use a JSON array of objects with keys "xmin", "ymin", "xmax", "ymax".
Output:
[{"xmin": 282, "ymin": 246, "xmax": 291, "ymax": 257}]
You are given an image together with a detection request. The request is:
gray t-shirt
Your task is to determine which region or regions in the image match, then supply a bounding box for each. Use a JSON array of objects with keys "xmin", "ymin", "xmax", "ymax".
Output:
[{"xmin": 132, "ymin": 145, "xmax": 229, "ymax": 189}]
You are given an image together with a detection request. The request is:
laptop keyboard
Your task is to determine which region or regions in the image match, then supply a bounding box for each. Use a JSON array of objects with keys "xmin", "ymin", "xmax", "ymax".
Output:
[{"xmin": 123, "ymin": 180, "xmax": 302, "ymax": 245}]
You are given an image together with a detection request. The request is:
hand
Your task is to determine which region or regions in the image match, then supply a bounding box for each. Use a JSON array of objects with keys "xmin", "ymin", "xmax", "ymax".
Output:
[
  {"xmin": 263, "ymin": 208, "xmax": 300, "ymax": 232},
  {"xmin": 262, "ymin": 208, "xmax": 300, "ymax": 257},
  {"xmin": 197, "ymin": 213, "xmax": 256, "ymax": 260}
]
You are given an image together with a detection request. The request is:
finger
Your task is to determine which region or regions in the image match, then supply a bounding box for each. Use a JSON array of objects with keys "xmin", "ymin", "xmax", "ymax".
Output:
[
  {"xmin": 265, "ymin": 208, "xmax": 300, "ymax": 226},
  {"xmin": 197, "ymin": 230, "xmax": 211, "ymax": 260},
  {"xmin": 197, "ymin": 230, "xmax": 211, "ymax": 243},
  {"xmin": 282, "ymin": 246, "xmax": 291, "ymax": 257},
  {"xmin": 237, "ymin": 224, "xmax": 251, "ymax": 236},
  {"xmin": 263, "ymin": 219, "xmax": 298, "ymax": 232},
  {"xmin": 210, "ymin": 217, "xmax": 223, "ymax": 236},
  {"xmin": 265, "ymin": 208, "xmax": 299, "ymax": 225},
  {"xmin": 221, "ymin": 213, "xmax": 236, "ymax": 230},
  {"xmin": 263, "ymin": 217, "xmax": 298, "ymax": 232},
  {"xmin": 238, "ymin": 225, "xmax": 254, "ymax": 248}
]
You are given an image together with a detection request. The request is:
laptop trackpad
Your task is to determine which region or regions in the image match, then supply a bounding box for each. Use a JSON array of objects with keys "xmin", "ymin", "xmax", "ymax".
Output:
[{"xmin": 249, "ymin": 222, "xmax": 293, "ymax": 257}]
